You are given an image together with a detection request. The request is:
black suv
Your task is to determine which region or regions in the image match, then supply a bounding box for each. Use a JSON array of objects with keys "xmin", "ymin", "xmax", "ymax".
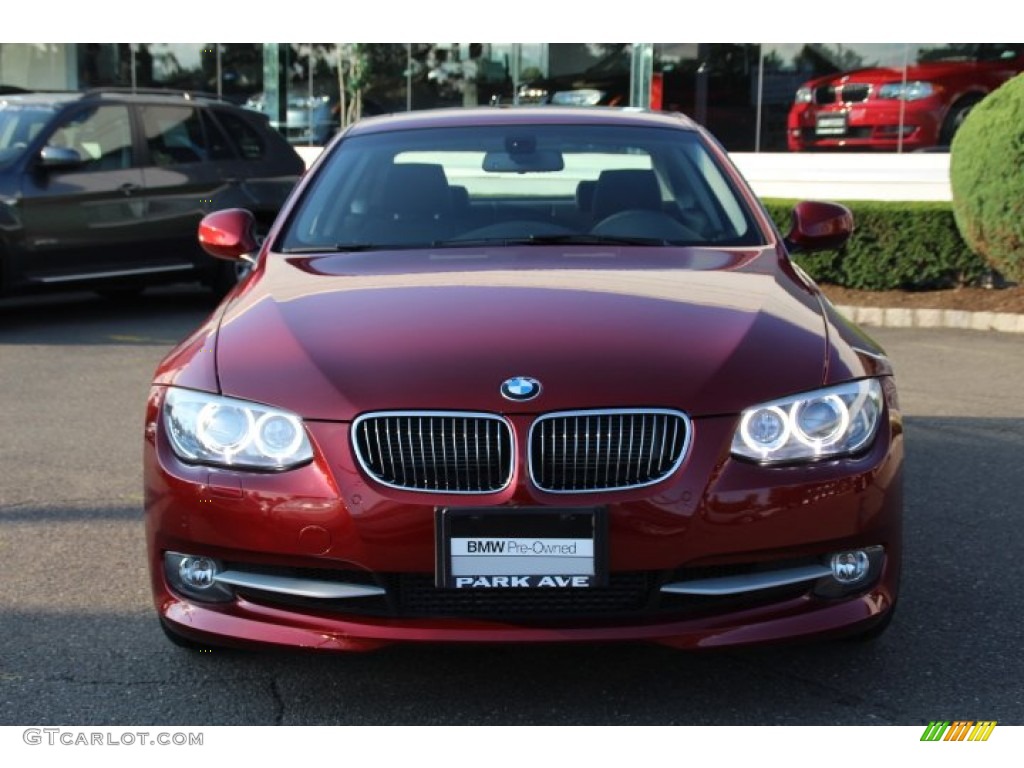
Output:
[{"xmin": 0, "ymin": 89, "xmax": 304, "ymax": 299}]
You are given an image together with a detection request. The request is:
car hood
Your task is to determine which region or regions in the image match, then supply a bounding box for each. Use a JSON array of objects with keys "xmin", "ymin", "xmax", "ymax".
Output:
[
  {"xmin": 806, "ymin": 60, "xmax": 998, "ymax": 88},
  {"xmin": 214, "ymin": 246, "xmax": 830, "ymax": 421}
]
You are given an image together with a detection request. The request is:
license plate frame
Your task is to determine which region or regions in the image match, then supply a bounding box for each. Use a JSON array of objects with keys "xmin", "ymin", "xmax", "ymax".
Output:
[
  {"xmin": 435, "ymin": 507, "xmax": 607, "ymax": 589},
  {"xmin": 815, "ymin": 112, "xmax": 848, "ymax": 136}
]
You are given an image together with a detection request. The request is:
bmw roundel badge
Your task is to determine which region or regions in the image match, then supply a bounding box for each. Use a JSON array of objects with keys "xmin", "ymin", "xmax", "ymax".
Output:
[{"xmin": 501, "ymin": 376, "xmax": 542, "ymax": 402}]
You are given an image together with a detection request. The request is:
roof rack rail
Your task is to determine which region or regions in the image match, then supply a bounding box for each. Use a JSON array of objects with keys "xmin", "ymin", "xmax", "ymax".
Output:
[{"xmin": 83, "ymin": 87, "xmax": 225, "ymax": 101}]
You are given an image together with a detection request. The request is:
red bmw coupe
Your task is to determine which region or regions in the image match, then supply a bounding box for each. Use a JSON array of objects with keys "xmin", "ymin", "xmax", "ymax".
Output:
[
  {"xmin": 788, "ymin": 43, "xmax": 1024, "ymax": 152},
  {"xmin": 145, "ymin": 107, "xmax": 902, "ymax": 652}
]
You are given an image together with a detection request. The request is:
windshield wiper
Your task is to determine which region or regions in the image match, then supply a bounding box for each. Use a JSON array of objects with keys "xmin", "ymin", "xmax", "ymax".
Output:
[
  {"xmin": 282, "ymin": 234, "xmax": 679, "ymax": 254},
  {"xmin": 280, "ymin": 243, "xmax": 422, "ymax": 254},
  {"xmin": 434, "ymin": 233, "xmax": 672, "ymax": 248}
]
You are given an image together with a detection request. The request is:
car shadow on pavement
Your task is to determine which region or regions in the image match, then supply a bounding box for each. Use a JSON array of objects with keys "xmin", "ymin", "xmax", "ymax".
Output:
[{"xmin": 0, "ymin": 287, "xmax": 216, "ymax": 346}]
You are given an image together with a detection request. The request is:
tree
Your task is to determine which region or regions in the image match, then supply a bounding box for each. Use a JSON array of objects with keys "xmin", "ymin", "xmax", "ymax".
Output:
[
  {"xmin": 949, "ymin": 73, "xmax": 1024, "ymax": 283},
  {"xmin": 336, "ymin": 44, "xmax": 367, "ymax": 127}
]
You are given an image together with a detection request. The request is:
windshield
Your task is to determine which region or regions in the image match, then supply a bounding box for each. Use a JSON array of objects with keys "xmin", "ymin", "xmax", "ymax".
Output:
[
  {"xmin": 0, "ymin": 103, "xmax": 55, "ymax": 167},
  {"xmin": 279, "ymin": 123, "xmax": 764, "ymax": 252},
  {"xmin": 916, "ymin": 43, "xmax": 1023, "ymax": 64}
]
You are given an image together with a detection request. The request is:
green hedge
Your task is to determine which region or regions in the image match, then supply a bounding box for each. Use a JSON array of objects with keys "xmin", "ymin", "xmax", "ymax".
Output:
[{"xmin": 761, "ymin": 198, "xmax": 988, "ymax": 290}]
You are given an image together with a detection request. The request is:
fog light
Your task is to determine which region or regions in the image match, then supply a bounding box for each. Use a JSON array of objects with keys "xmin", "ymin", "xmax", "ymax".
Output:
[
  {"xmin": 830, "ymin": 550, "xmax": 870, "ymax": 584},
  {"xmin": 164, "ymin": 552, "xmax": 233, "ymax": 602},
  {"xmin": 179, "ymin": 556, "xmax": 219, "ymax": 589}
]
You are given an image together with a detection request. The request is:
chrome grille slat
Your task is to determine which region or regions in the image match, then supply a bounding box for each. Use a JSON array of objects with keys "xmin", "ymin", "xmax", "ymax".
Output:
[
  {"xmin": 529, "ymin": 409, "xmax": 690, "ymax": 494},
  {"xmin": 491, "ymin": 421, "xmax": 499, "ymax": 493},
  {"xmin": 622, "ymin": 417, "xmax": 630, "ymax": 483},
  {"xmin": 385, "ymin": 419, "xmax": 398, "ymax": 485},
  {"xmin": 404, "ymin": 418, "xmax": 414, "ymax": 486},
  {"xmin": 462, "ymin": 417, "xmax": 470, "ymax": 489},
  {"xmin": 573, "ymin": 417, "xmax": 580, "ymax": 489},
  {"xmin": 474, "ymin": 419, "xmax": 481, "ymax": 491},
  {"xmin": 440, "ymin": 418, "xmax": 450, "ymax": 490},
  {"xmin": 616, "ymin": 414, "xmax": 624, "ymax": 487},
  {"xmin": 353, "ymin": 412, "xmax": 512, "ymax": 494},
  {"xmin": 602, "ymin": 416, "xmax": 610, "ymax": 488},
  {"xmin": 646, "ymin": 414, "xmax": 658, "ymax": 478},
  {"xmin": 428, "ymin": 418, "xmax": 438, "ymax": 490}
]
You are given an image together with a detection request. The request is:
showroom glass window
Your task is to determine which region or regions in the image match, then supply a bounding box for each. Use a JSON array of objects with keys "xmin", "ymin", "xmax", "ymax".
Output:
[{"xmin": 5, "ymin": 42, "xmax": 1017, "ymax": 153}]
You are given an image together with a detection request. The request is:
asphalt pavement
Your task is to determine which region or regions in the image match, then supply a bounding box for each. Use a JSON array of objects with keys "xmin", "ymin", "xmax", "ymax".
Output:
[{"xmin": 1, "ymin": 287, "xmax": 1022, "ymax": 725}]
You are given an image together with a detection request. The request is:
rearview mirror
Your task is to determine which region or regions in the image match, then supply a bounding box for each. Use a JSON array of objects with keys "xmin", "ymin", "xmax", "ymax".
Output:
[{"xmin": 482, "ymin": 149, "xmax": 564, "ymax": 173}]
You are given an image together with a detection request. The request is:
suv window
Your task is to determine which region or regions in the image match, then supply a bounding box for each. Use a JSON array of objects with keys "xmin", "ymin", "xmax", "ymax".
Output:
[
  {"xmin": 0, "ymin": 104, "xmax": 56, "ymax": 167},
  {"xmin": 214, "ymin": 110, "xmax": 267, "ymax": 160},
  {"xmin": 200, "ymin": 110, "xmax": 235, "ymax": 161},
  {"xmin": 141, "ymin": 105, "xmax": 212, "ymax": 166},
  {"xmin": 48, "ymin": 105, "xmax": 134, "ymax": 171}
]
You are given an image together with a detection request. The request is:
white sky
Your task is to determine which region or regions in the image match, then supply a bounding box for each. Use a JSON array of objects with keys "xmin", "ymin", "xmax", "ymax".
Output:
[{"xmin": 3, "ymin": 2, "xmax": 1013, "ymax": 43}]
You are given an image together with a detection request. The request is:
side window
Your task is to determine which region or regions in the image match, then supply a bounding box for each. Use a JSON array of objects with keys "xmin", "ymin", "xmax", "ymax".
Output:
[
  {"xmin": 141, "ymin": 105, "xmax": 208, "ymax": 166},
  {"xmin": 47, "ymin": 105, "xmax": 133, "ymax": 172},
  {"xmin": 200, "ymin": 111, "xmax": 235, "ymax": 161},
  {"xmin": 214, "ymin": 111, "xmax": 266, "ymax": 161}
]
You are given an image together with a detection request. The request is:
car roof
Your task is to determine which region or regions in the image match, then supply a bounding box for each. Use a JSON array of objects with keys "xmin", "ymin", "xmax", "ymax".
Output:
[
  {"xmin": 0, "ymin": 89, "xmax": 238, "ymax": 109},
  {"xmin": 0, "ymin": 92, "xmax": 82, "ymax": 107},
  {"xmin": 344, "ymin": 106, "xmax": 700, "ymax": 137}
]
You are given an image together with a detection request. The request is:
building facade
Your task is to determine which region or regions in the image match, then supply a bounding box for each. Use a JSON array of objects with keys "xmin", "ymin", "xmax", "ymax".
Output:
[{"xmin": 2, "ymin": 43, "xmax": 1020, "ymax": 152}]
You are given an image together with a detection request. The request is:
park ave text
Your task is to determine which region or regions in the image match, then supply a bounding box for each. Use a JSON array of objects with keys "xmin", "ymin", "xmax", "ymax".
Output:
[{"xmin": 454, "ymin": 575, "xmax": 593, "ymax": 588}]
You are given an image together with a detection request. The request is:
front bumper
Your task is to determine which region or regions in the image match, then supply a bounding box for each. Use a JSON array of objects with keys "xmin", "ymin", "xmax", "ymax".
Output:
[
  {"xmin": 144, "ymin": 384, "xmax": 903, "ymax": 651},
  {"xmin": 788, "ymin": 101, "xmax": 944, "ymax": 151}
]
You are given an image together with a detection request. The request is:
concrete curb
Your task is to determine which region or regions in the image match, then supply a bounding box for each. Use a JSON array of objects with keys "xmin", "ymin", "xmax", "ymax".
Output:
[{"xmin": 834, "ymin": 305, "xmax": 1024, "ymax": 334}]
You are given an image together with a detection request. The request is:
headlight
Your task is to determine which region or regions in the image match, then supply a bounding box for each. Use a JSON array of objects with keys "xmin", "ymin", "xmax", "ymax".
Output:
[
  {"xmin": 876, "ymin": 81, "xmax": 935, "ymax": 101},
  {"xmin": 794, "ymin": 86, "xmax": 813, "ymax": 104},
  {"xmin": 731, "ymin": 380, "xmax": 883, "ymax": 464},
  {"xmin": 163, "ymin": 388, "xmax": 313, "ymax": 470},
  {"xmin": 551, "ymin": 89, "xmax": 605, "ymax": 106}
]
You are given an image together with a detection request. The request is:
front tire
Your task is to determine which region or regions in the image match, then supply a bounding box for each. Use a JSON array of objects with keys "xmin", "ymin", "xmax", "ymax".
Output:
[{"xmin": 939, "ymin": 95, "xmax": 982, "ymax": 146}]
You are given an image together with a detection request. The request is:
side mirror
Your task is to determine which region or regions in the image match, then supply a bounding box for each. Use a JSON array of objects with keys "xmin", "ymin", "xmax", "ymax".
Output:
[
  {"xmin": 785, "ymin": 201, "xmax": 853, "ymax": 252},
  {"xmin": 38, "ymin": 145, "xmax": 84, "ymax": 169},
  {"xmin": 198, "ymin": 208, "xmax": 259, "ymax": 262}
]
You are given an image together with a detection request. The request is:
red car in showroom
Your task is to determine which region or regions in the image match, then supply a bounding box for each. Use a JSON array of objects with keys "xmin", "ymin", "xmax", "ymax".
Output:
[
  {"xmin": 145, "ymin": 107, "xmax": 903, "ymax": 652},
  {"xmin": 788, "ymin": 43, "xmax": 1024, "ymax": 151}
]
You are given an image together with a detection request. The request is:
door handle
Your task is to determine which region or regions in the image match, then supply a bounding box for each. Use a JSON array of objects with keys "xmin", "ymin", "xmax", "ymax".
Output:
[{"xmin": 118, "ymin": 182, "xmax": 141, "ymax": 196}]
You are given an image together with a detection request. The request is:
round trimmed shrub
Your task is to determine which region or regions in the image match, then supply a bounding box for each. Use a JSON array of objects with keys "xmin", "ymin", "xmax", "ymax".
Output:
[{"xmin": 950, "ymin": 73, "xmax": 1024, "ymax": 284}]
